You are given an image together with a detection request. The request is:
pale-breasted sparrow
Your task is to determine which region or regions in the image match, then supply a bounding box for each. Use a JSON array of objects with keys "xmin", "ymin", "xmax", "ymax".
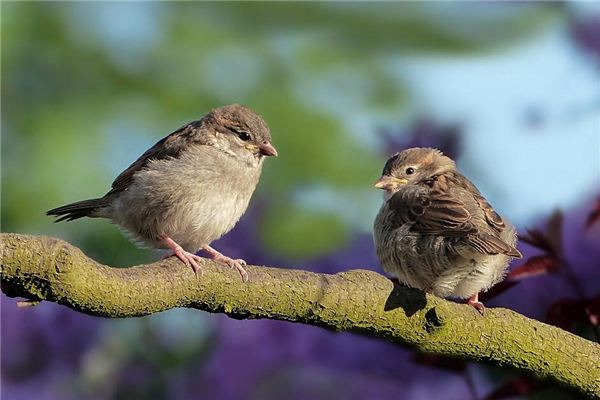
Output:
[
  {"xmin": 48, "ymin": 104, "xmax": 277, "ymax": 281},
  {"xmin": 373, "ymin": 148, "xmax": 521, "ymax": 312}
]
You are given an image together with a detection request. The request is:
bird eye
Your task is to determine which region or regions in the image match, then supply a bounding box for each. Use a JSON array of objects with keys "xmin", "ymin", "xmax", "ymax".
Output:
[
  {"xmin": 405, "ymin": 167, "xmax": 415, "ymax": 175},
  {"xmin": 237, "ymin": 131, "xmax": 251, "ymax": 141}
]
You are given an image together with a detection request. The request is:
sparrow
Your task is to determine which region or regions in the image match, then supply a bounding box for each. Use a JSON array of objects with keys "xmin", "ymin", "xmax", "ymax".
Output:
[
  {"xmin": 47, "ymin": 104, "xmax": 277, "ymax": 281},
  {"xmin": 373, "ymin": 148, "xmax": 521, "ymax": 313}
]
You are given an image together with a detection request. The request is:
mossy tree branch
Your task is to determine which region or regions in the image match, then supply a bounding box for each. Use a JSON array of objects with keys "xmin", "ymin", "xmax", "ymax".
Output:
[{"xmin": 1, "ymin": 233, "xmax": 599, "ymax": 397}]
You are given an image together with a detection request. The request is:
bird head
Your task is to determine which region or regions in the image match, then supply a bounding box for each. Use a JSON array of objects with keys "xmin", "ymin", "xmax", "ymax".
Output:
[
  {"xmin": 374, "ymin": 148, "xmax": 455, "ymax": 195},
  {"xmin": 205, "ymin": 104, "xmax": 277, "ymax": 164}
]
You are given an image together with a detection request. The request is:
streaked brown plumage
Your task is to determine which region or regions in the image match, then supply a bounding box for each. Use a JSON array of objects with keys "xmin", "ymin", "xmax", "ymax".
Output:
[
  {"xmin": 47, "ymin": 104, "xmax": 277, "ymax": 281},
  {"xmin": 373, "ymin": 148, "xmax": 521, "ymax": 313}
]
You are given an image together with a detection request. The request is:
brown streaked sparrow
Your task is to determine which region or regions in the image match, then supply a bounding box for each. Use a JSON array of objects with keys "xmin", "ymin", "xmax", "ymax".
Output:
[
  {"xmin": 48, "ymin": 104, "xmax": 277, "ymax": 281},
  {"xmin": 373, "ymin": 148, "xmax": 521, "ymax": 313}
]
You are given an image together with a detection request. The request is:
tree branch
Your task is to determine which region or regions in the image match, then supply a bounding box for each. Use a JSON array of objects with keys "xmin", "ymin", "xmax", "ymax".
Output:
[{"xmin": 1, "ymin": 233, "xmax": 599, "ymax": 397}]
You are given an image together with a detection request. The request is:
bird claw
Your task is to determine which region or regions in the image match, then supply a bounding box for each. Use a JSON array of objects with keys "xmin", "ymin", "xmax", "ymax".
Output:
[
  {"xmin": 163, "ymin": 240, "xmax": 250, "ymax": 282},
  {"xmin": 212, "ymin": 254, "xmax": 249, "ymax": 282},
  {"xmin": 168, "ymin": 249, "xmax": 204, "ymax": 277},
  {"xmin": 202, "ymin": 245, "xmax": 249, "ymax": 282},
  {"xmin": 467, "ymin": 294, "xmax": 485, "ymax": 315},
  {"xmin": 162, "ymin": 236, "xmax": 203, "ymax": 276},
  {"xmin": 184, "ymin": 253, "xmax": 204, "ymax": 276}
]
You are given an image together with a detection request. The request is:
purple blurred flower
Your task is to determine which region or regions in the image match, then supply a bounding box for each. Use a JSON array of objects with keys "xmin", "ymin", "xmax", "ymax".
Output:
[
  {"xmin": 1, "ymin": 298, "xmax": 102, "ymax": 400},
  {"xmin": 192, "ymin": 317, "xmax": 472, "ymax": 400},
  {"xmin": 570, "ymin": 16, "xmax": 600, "ymax": 62}
]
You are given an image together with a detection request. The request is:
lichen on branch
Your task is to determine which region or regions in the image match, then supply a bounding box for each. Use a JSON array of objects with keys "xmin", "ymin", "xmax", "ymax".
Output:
[{"xmin": 1, "ymin": 233, "xmax": 599, "ymax": 398}]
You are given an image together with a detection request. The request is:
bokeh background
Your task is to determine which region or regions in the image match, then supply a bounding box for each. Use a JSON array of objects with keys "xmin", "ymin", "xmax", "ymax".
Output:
[{"xmin": 2, "ymin": 2, "xmax": 599, "ymax": 399}]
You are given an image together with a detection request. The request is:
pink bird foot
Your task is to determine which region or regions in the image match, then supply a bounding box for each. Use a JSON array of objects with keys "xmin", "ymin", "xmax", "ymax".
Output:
[
  {"xmin": 202, "ymin": 245, "xmax": 249, "ymax": 282},
  {"xmin": 467, "ymin": 293, "xmax": 485, "ymax": 315},
  {"xmin": 162, "ymin": 236, "xmax": 203, "ymax": 276}
]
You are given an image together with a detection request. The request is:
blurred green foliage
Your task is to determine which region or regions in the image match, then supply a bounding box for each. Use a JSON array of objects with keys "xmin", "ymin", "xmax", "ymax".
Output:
[{"xmin": 1, "ymin": 2, "xmax": 559, "ymax": 264}]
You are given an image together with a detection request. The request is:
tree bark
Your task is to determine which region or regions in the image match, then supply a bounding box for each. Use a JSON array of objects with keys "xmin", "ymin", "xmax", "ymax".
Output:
[{"xmin": 1, "ymin": 233, "xmax": 599, "ymax": 398}]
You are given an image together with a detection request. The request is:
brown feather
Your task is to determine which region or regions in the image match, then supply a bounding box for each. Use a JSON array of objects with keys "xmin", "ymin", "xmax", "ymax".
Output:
[
  {"xmin": 445, "ymin": 172, "xmax": 506, "ymax": 232},
  {"xmin": 389, "ymin": 172, "xmax": 518, "ymax": 257},
  {"xmin": 468, "ymin": 233, "xmax": 522, "ymax": 258},
  {"xmin": 389, "ymin": 188, "xmax": 475, "ymax": 236}
]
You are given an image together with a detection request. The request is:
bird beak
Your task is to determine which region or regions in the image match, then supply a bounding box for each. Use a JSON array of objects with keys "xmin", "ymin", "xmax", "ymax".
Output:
[
  {"xmin": 373, "ymin": 176, "xmax": 408, "ymax": 190},
  {"xmin": 259, "ymin": 142, "xmax": 278, "ymax": 157}
]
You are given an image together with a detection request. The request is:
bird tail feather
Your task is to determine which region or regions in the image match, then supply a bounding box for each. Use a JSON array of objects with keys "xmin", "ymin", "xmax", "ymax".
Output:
[{"xmin": 47, "ymin": 197, "xmax": 110, "ymax": 222}]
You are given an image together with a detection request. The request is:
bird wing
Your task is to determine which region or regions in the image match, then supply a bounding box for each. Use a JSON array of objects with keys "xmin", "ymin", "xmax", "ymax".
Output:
[
  {"xmin": 389, "ymin": 186, "xmax": 475, "ymax": 235},
  {"xmin": 453, "ymin": 176, "xmax": 506, "ymax": 232},
  {"xmin": 388, "ymin": 186, "xmax": 520, "ymax": 257},
  {"xmin": 468, "ymin": 232, "xmax": 521, "ymax": 257},
  {"xmin": 108, "ymin": 122, "xmax": 201, "ymax": 194}
]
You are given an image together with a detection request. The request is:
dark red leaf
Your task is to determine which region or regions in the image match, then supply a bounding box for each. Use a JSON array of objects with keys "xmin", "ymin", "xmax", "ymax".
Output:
[
  {"xmin": 508, "ymin": 255, "xmax": 560, "ymax": 280},
  {"xmin": 546, "ymin": 299, "xmax": 582, "ymax": 332},
  {"xmin": 547, "ymin": 295, "xmax": 600, "ymax": 330},
  {"xmin": 484, "ymin": 376, "xmax": 540, "ymax": 400},
  {"xmin": 519, "ymin": 229, "xmax": 556, "ymax": 255},
  {"xmin": 411, "ymin": 353, "xmax": 466, "ymax": 372},
  {"xmin": 479, "ymin": 280, "xmax": 519, "ymax": 302},
  {"xmin": 545, "ymin": 210, "xmax": 563, "ymax": 258},
  {"xmin": 586, "ymin": 198, "xmax": 600, "ymax": 229}
]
